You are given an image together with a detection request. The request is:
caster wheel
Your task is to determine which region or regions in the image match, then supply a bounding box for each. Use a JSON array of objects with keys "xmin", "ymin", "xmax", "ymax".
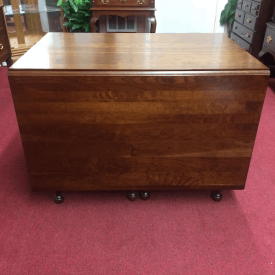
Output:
[
  {"xmin": 127, "ymin": 191, "xmax": 138, "ymax": 201},
  {"xmin": 211, "ymin": 190, "xmax": 222, "ymax": 202},
  {"xmin": 54, "ymin": 191, "xmax": 64, "ymax": 204},
  {"xmin": 140, "ymin": 191, "xmax": 150, "ymax": 200}
]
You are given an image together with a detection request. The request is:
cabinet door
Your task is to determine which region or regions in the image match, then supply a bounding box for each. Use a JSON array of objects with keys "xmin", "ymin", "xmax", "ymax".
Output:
[
  {"xmin": 0, "ymin": 7, "xmax": 5, "ymax": 32},
  {"xmin": 0, "ymin": 34, "xmax": 9, "ymax": 59}
]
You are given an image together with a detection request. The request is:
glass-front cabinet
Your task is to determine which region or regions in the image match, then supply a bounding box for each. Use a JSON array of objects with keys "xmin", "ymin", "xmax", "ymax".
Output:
[{"xmin": 1, "ymin": 0, "xmax": 63, "ymax": 59}]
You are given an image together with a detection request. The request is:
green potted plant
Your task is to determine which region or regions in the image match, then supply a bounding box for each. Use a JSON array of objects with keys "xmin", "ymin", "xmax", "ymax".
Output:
[
  {"xmin": 57, "ymin": 0, "xmax": 91, "ymax": 32},
  {"xmin": 220, "ymin": 0, "xmax": 238, "ymax": 37}
]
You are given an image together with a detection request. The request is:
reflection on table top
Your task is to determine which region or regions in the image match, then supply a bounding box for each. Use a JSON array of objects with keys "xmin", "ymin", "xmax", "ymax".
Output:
[{"xmin": 4, "ymin": 4, "xmax": 60, "ymax": 15}]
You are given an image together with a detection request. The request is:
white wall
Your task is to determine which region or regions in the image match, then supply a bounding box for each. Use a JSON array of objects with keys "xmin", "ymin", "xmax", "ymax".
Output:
[{"xmin": 155, "ymin": 0, "xmax": 228, "ymax": 33}]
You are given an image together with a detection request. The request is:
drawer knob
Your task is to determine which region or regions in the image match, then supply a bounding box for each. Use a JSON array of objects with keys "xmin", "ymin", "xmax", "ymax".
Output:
[
  {"xmin": 247, "ymin": 18, "xmax": 252, "ymax": 23},
  {"xmin": 120, "ymin": 0, "xmax": 126, "ymax": 2},
  {"xmin": 237, "ymin": 14, "xmax": 241, "ymax": 17},
  {"xmin": 137, "ymin": 0, "xmax": 145, "ymax": 4},
  {"xmin": 244, "ymin": 4, "xmax": 248, "ymax": 7},
  {"xmin": 267, "ymin": 35, "xmax": 272, "ymax": 44},
  {"xmin": 0, "ymin": 44, "xmax": 3, "ymax": 51},
  {"xmin": 246, "ymin": 33, "xmax": 251, "ymax": 38},
  {"xmin": 101, "ymin": 0, "xmax": 109, "ymax": 4},
  {"xmin": 234, "ymin": 25, "xmax": 238, "ymax": 29},
  {"xmin": 252, "ymin": 7, "xmax": 256, "ymax": 10}
]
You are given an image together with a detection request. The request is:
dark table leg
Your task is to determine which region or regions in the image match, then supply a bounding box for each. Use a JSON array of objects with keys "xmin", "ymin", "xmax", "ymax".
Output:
[
  {"xmin": 6, "ymin": 57, "xmax": 13, "ymax": 68},
  {"xmin": 149, "ymin": 17, "xmax": 157, "ymax": 33},
  {"xmin": 90, "ymin": 16, "xmax": 99, "ymax": 33},
  {"xmin": 211, "ymin": 190, "xmax": 222, "ymax": 202},
  {"xmin": 54, "ymin": 191, "xmax": 64, "ymax": 204},
  {"xmin": 140, "ymin": 191, "xmax": 150, "ymax": 200},
  {"xmin": 127, "ymin": 191, "xmax": 138, "ymax": 201}
]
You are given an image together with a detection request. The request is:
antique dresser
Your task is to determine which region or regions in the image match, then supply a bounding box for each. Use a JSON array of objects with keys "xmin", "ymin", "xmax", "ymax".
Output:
[
  {"xmin": 231, "ymin": 0, "xmax": 274, "ymax": 58},
  {"xmin": 8, "ymin": 33, "xmax": 269, "ymax": 204},
  {"xmin": 0, "ymin": 5, "xmax": 12, "ymax": 67},
  {"xmin": 258, "ymin": 22, "xmax": 275, "ymax": 71},
  {"xmin": 90, "ymin": 0, "xmax": 156, "ymax": 33}
]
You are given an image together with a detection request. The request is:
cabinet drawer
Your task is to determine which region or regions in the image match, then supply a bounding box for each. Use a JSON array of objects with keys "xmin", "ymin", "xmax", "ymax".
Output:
[
  {"xmin": 230, "ymin": 32, "xmax": 251, "ymax": 52},
  {"xmin": 263, "ymin": 26, "xmax": 275, "ymax": 53},
  {"xmin": 235, "ymin": 9, "xmax": 245, "ymax": 24},
  {"xmin": 241, "ymin": 0, "xmax": 252, "ymax": 13},
  {"xmin": 95, "ymin": 0, "xmax": 150, "ymax": 7},
  {"xmin": 244, "ymin": 13, "xmax": 257, "ymax": 31},
  {"xmin": 232, "ymin": 21, "xmax": 254, "ymax": 44},
  {"xmin": 237, "ymin": 0, "xmax": 243, "ymax": 9},
  {"xmin": 0, "ymin": 34, "xmax": 9, "ymax": 58},
  {"xmin": 250, "ymin": 2, "xmax": 260, "ymax": 16}
]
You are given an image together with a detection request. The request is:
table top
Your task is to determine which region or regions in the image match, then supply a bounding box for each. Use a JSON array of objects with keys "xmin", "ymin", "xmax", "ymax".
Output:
[{"xmin": 10, "ymin": 32, "xmax": 268, "ymax": 72}]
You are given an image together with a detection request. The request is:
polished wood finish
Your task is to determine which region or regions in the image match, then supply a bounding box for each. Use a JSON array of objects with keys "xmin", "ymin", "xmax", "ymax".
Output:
[
  {"xmin": 90, "ymin": 0, "xmax": 156, "ymax": 33},
  {"xmin": 10, "ymin": 33, "xmax": 268, "ymax": 70},
  {"xmin": 94, "ymin": 0, "xmax": 151, "ymax": 7},
  {"xmin": 0, "ymin": 5, "xmax": 12, "ymax": 67},
  {"xmin": 8, "ymin": 33, "xmax": 270, "ymax": 198}
]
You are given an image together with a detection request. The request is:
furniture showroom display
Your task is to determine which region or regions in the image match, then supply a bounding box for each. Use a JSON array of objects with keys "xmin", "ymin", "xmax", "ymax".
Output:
[
  {"xmin": 90, "ymin": 0, "xmax": 156, "ymax": 33},
  {"xmin": 8, "ymin": 33, "xmax": 269, "ymax": 203},
  {"xmin": 231, "ymin": 0, "xmax": 274, "ymax": 58},
  {"xmin": 0, "ymin": 5, "xmax": 12, "ymax": 67}
]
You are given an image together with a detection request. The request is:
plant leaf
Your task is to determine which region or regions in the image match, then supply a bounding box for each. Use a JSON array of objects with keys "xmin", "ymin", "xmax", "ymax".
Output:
[
  {"xmin": 220, "ymin": 10, "xmax": 226, "ymax": 25},
  {"xmin": 71, "ymin": 23, "xmax": 83, "ymax": 30},
  {"xmin": 228, "ymin": 17, "xmax": 235, "ymax": 24},
  {"xmin": 57, "ymin": 0, "xmax": 63, "ymax": 6},
  {"xmin": 69, "ymin": 0, "xmax": 78, "ymax": 12}
]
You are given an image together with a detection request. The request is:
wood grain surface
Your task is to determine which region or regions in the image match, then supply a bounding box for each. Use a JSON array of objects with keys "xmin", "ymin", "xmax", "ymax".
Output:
[
  {"xmin": 9, "ymin": 33, "xmax": 268, "ymax": 71},
  {"xmin": 8, "ymin": 67, "xmax": 269, "ymax": 191}
]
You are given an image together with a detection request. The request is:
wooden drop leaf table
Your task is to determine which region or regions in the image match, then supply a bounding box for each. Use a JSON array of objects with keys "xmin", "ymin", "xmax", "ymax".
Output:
[{"xmin": 8, "ymin": 33, "xmax": 270, "ymax": 203}]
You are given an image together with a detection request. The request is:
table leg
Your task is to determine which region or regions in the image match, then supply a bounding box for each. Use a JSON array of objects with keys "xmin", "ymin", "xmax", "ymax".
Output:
[
  {"xmin": 149, "ymin": 17, "xmax": 156, "ymax": 33},
  {"xmin": 211, "ymin": 190, "xmax": 222, "ymax": 202},
  {"xmin": 54, "ymin": 191, "xmax": 64, "ymax": 204},
  {"xmin": 127, "ymin": 191, "xmax": 138, "ymax": 201},
  {"xmin": 90, "ymin": 16, "xmax": 99, "ymax": 33},
  {"xmin": 140, "ymin": 191, "xmax": 150, "ymax": 200},
  {"xmin": 6, "ymin": 57, "xmax": 13, "ymax": 68}
]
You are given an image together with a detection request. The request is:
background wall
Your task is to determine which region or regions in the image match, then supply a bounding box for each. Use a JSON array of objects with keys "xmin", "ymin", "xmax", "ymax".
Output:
[{"xmin": 155, "ymin": 0, "xmax": 228, "ymax": 33}]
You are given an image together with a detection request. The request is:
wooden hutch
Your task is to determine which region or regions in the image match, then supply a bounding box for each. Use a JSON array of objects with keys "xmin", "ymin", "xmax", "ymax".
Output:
[{"xmin": 90, "ymin": 0, "xmax": 156, "ymax": 33}]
